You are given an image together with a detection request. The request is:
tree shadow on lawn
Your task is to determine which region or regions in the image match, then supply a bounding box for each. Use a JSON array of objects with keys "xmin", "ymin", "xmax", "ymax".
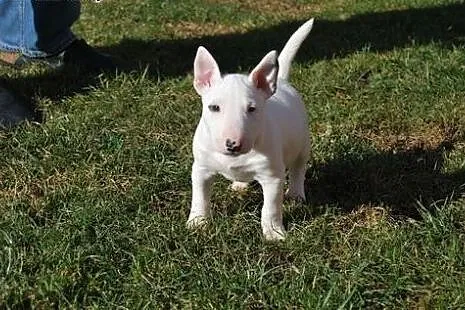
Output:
[
  {"xmin": 3, "ymin": 2, "xmax": 464, "ymax": 126},
  {"xmin": 297, "ymin": 141, "xmax": 465, "ymax": 222},
  {"xmin": 106, "ymin": 2, "xmax": 465, "ymax": 79}
]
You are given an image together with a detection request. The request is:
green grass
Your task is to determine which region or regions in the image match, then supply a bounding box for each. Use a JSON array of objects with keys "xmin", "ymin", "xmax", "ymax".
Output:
[{"xmin": 1, "ymin": 0, "xmax": 465, "ymax": 308}]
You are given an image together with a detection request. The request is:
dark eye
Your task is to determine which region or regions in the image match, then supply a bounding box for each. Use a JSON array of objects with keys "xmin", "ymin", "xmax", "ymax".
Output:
[
  {"xmin": 208, "ymin": 104, "xmax": 220, "ymax": 112},
  {"xmin": 247, "ymin": 106, "xmax": 256, "ymax": 113}
]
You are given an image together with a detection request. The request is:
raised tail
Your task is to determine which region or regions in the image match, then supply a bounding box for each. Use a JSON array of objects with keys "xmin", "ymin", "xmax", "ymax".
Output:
[{"xmin": 277, "ymin": 18, "xmax": 314, "ymax": 81}]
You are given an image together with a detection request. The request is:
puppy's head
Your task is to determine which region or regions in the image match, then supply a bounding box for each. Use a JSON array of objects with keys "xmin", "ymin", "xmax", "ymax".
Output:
[{"xmin": 193, "ymin": 46, "xmax": 278, "ymax": 156}]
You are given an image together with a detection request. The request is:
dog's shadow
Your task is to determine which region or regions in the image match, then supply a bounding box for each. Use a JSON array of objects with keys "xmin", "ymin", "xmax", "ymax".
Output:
[
  {"xmin": 287, "ymin": 141, "xmax": 465, "ymax": 223},
  {"xmin": 221, "ymin": 140, "xmax": 465, "ymax": 225}
]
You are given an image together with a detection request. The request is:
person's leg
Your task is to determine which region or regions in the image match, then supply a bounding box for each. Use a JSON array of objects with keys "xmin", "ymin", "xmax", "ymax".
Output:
[
  {"xmin": 0, "ymin": 0, "xmax": 116, "ymax": 71},
  {"xmin": 0, "ymin": 0, "xmax": 80, "ymax": 58},
  {"xmin": 29, "ymin": 0, "xmax": 81, "ymax": 57}
]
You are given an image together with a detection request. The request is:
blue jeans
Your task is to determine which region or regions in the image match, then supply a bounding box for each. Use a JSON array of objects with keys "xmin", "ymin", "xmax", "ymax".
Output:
[{"xmin": 0, "ymin": 0, "xmax": 81, "ymax": 58}]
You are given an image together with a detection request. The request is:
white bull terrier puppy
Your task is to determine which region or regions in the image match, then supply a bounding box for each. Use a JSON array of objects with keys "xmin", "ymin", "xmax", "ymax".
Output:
[{"xmin": 187, "ymin": 19, "xmax": 314, "ymax": 240}]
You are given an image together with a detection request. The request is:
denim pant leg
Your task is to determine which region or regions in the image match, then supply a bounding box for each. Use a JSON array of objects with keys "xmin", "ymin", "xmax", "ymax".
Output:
[{"xmin": 0, "ymin": 0, "xmax": 81, "ymax": 58}]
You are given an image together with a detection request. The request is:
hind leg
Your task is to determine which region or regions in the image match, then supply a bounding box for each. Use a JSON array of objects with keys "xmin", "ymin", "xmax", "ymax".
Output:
[{"xmin": 286, "ymin": 148, "xmax": 309, "ymax": 202}]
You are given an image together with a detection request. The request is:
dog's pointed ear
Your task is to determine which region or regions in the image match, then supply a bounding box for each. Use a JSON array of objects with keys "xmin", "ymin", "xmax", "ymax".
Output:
[
  {"xmin": 193, "ymin": 46, "xmax": 222, "ymax": 95},
  {"xmin": 248, "ymin": 50, "xmax": 278, "ymax": 99}
]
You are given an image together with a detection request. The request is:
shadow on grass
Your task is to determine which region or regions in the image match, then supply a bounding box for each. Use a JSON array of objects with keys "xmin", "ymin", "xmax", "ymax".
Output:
[
  {"xmin": 105, "ymin": 2, "xmax": 465, "ymax": 79},
  {"xmin": 0, "ymin": 69, "xmax": 100, "ymax": 127},
  {"xmin": 299, "ymin": 141, "xmax": 465, "ymax": 220},
  {"xmin": 228, "ymin": 140, "xmax": 465, "ymax": 223},
  {"xmin": 3, "ymin": 2, "xmax": 464, "ymax": 125},
  {"xmin": 0, "ymin": 79, "xmax": 43, "ymax": 127}
]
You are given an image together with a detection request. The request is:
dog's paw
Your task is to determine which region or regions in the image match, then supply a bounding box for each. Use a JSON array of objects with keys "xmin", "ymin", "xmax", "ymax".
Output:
[
  {"xmin": 186, "ymin": 215, "xmax": 209, "ymax": 230},
  {"xmin": 262, "ymin": 223, "xmax": 286, "ymax": 241},
  {"xmin": 230, "ymin": 181, "xmax": 249, "ymax": 193}
]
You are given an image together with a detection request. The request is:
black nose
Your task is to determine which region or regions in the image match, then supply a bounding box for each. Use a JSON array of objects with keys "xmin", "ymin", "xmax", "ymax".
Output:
[{"xmin": 225, "ymin": 139, "xmax": 241, "ymax": 152}]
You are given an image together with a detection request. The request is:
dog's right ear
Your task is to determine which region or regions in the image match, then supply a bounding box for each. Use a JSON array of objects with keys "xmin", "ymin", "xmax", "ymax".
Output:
[{"xmin": 193, "ymin": 46, "xmax": 221, "ymax": 95}]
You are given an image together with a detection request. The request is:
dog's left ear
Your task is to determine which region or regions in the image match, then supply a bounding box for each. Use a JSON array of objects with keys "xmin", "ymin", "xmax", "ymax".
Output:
[{"xmin": 248, "ymin": 51, "xmax": 278, "ymax": 99}]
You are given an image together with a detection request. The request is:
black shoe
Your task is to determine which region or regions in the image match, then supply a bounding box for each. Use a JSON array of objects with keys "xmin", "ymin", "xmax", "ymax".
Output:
[
  {"xmin": 62, "ymin": 39, "xmax": 118, "ymax": 72},
  {"xmin": 0, "ymin": 39, "xmax": 118, "ymax": 72}
]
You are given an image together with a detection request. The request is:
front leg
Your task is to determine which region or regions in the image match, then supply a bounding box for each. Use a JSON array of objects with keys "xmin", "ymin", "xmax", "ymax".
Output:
[
  {"xmin": 187, "ymin": 162, "xmax": 214, "ymax": 228},
  {"xmin": 259, "ymin": 178, "xmax": 285, "ymax": 240}
]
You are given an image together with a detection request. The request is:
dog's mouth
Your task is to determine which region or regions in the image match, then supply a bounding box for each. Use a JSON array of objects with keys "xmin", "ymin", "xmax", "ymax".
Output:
[
  {"xmin": 223, "ymin": 150, "xmax": 243, "ymax": 157},
  {"xmin": 222, "ymin": 148, "xmax": 252, "ymax": 156}
]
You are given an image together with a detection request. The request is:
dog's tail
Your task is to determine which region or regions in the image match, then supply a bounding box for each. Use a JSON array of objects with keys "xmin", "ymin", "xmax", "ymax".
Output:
[{"xmin": 277, "ymin": 18, "xmax": 314, "ymax": 81}]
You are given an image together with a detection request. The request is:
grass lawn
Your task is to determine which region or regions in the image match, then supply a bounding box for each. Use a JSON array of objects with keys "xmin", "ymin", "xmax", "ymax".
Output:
[{"xmin": 1, "ymin": 0, "xmax": 465, "ymax": 308}]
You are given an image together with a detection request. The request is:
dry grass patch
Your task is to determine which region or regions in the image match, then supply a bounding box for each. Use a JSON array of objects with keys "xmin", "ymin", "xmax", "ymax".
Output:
[
  {"xmin": 0, "ymin": 167, "xmax": 134, "ymax": 206},
  {"xmin": 0, "ymin": 170, "xmax": 72, "ymax": 208},
  {"xmin": 334, "ymin": 204, "xmax": 391, "ymax": 232},
  {"xmin": 360, "ymin": 124, "xmax": 459, "ymax": 152},
  {"xmin": 207, "ymin": 0, "xmax": 325, "ymax": 19},
  {"xmin": 162, "ymin": 21, "xmax": 253, "ymax": 38}
]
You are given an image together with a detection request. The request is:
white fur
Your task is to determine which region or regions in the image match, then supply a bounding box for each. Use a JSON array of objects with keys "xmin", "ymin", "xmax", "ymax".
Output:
[{"xmin": 188, "ymin": 19, "xmax": 314, "ymax": 240}]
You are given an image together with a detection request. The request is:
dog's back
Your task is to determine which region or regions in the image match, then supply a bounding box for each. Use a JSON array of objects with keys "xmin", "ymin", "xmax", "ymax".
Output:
[{"xmin": 262, "ymin": 79, "xmax": 309, "ymax": 167}]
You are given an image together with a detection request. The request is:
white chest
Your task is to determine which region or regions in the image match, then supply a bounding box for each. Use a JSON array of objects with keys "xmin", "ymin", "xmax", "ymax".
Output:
[{"xmin": 208, "ymin": 151, "xmax": 269, "ymax": 182}]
